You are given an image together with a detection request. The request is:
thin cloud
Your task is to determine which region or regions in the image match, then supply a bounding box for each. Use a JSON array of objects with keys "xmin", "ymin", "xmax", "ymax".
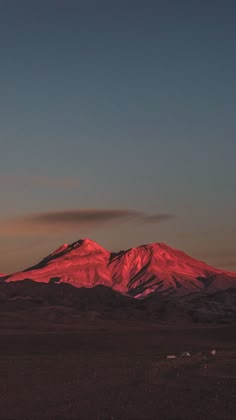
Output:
[
  {"xmin": 28, "ymin": 209, "xmax": 138, "ymax": 224},
  {"xmin": 0, "ymin": 209, "xmax": 175, "ymax": 237},
  {"xmin": 142, "ymin": 214, "xmax": 175, "ymax": 223},
  {"xmin": 0, "ymin": 175, "xmax": 80, "ymax": 189}
]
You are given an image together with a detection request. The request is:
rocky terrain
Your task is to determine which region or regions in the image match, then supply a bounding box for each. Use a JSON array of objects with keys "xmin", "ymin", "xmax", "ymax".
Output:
[{"xmin": 1, "ymin": 239, "xmax": 236, "ymax": 323}]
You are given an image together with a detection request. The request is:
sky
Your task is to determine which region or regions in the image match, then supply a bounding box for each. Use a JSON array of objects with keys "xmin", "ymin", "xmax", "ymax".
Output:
[{"xmin": 0, "ymin": 0, "xmax": 236, "ymax": 273}]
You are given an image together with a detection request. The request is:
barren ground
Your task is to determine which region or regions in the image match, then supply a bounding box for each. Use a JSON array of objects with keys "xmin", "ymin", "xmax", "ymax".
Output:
[{"xmin": 0, "ymin": 318, "xmax": 236, "ymax": 420}]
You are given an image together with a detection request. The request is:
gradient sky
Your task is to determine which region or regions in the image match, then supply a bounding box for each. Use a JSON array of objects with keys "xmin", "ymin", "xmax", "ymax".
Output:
[{"xmin": 0, "ymin": 0, "xmax": 236, "ymax": 273}]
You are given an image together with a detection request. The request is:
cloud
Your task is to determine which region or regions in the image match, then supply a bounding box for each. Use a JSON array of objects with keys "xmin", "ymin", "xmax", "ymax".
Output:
[
  {"xmin": 0, "ymin": 209, "xmax": 175, "ymax": 237},
  {"xmin": 28, "ymin": 209, "xmax": 138, "ymax": 224},
  {"xmin": 0, "ymin": 175, "xmax": 80, "ymax": 189},
  {"xmin": 142, "ymin": 214, "xmax": 175, "ymax": 223}
]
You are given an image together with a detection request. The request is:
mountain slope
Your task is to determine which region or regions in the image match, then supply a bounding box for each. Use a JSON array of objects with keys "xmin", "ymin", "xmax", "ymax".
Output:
[
  {"xmin": 1, "ymin": 279, "xmax": 236, "ymax": 323},
  {"xmin": 3, "ymin": 239, "xmax": 236, "ymax": 298}
]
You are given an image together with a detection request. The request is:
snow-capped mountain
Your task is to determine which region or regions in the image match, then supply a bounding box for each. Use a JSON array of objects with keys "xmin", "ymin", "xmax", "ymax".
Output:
[{"xmin": 3, "ymin": 238, "xmax": 236, "ymax": 298}]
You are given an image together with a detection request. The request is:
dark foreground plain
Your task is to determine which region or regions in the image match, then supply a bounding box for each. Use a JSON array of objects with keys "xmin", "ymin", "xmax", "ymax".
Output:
[{"xmin": 1, "ymin": 316, "xmax": 236, "ymax": 420}]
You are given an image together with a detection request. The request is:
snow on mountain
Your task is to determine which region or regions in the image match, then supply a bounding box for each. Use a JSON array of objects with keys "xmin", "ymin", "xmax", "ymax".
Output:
[
  {"xmin": 109, "ymin": 242, "xmax": 236, "ymax": 297},
  {"xmin": 7, "ymin": 239, "xmax": 112, "ymax": 288},
  {"xmin": 4, "ymin": 239, "xmax": 236, "ymax": 298}
]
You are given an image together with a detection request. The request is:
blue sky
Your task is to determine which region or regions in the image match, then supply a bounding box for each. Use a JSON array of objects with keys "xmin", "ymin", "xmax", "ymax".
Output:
[{"xmin": 0, "ymin": 0, "xmax": 236, "ymax": 272}]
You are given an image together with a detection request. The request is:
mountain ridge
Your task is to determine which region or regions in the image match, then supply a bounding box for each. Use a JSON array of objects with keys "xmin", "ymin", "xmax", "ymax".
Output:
[{"xmin": 3, "ymin": 238, "xmax": 236, "ymax": 298}]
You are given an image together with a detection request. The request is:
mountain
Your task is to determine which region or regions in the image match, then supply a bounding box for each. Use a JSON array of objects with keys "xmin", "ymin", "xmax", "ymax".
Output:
[
  {"xmin": 3, "ymin": 238, "xmax": 236, "ymax": 298},
  {"xmin": 1, "ymin": 279, "xmax": 236, "ymax": 323}
]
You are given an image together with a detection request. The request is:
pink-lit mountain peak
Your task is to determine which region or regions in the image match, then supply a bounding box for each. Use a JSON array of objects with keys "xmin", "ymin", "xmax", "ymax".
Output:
[
  {"xmin": 120, "ymin": 242, "xmax": 210, "ymax": 271},
  {"xmin": 135, "ymin": 241, "xmax": 232, "ymax": 273},
  {"xmin": 48, "ymin": 238, "xmax": 108, "ymax": 259},
  {"xmin": 4, "ymin": 239, "xmax": 236, "ymax": 298}
]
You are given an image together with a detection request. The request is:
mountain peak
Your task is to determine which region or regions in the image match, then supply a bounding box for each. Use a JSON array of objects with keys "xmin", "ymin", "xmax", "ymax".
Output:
[
  {"xmin": 4, "ymin": 240, "xmax": 236, "ymax": 298},
  {"xmin": 72, "ymin": 238, "xmax": 107, "ymax": 252},
  {"xmin": 80, "ymin": 238, "xmax": 102, "ymax": 247},
  {"xmin": 51, "ymin": 243, "xmax": 69, "ymax": 257},
  {"xmin": 50, "ymin": 238, "xmax": 107, "ymax": 257}
]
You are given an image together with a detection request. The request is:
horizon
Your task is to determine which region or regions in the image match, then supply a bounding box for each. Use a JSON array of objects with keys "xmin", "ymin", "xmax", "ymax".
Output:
[
  {"xmin": 1, "ymin": 0, "xmax": 236, "ymax": 272},
  {"xmin": 1, "ymin": 236, "xmax": 236, "ymax": 276}
]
